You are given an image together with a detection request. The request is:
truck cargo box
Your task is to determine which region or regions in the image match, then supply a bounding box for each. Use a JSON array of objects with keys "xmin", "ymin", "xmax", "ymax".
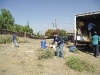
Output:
[{"xmin": 74, "ymin": 11, "xmax": 100, "ymax": 50}]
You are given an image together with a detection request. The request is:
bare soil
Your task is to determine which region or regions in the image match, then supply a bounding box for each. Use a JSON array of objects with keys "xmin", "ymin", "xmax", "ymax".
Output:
[{"xmin": 0, "ymin": 38, "xmax": 100, "ymax": 75}]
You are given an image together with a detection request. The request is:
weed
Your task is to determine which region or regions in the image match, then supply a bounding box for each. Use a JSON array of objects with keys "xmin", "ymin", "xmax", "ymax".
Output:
[
  {"xmin": 66, "ymin": 56, "xmax": 95, "ymax": 72},
  {"xmin": 18, "ymin": 39, "xmax": 29, "ymax": 43},
  {"xmin": 36, "ymin": 63, "xmax": 43, "ymax": 68},
  {"xmin": 0, "ymin": 36, "xmax": 6, "ymax": 44},
  {"xmin": 67, "ymin": 41, "xmax": 71, "ymax": 45},
  {"xmin": 2, "ymin": 69, "xmax": 8, "ymax": 73},
  {"xmin": 37, "ymin": 48, "xmax": 54, "ymax": 60},
  {"xmin": 22, "ymin": 39, "xmax": 29, "ymax": 43},
  {"xmin": 0, "ymin": 35, "xmax": 29, "ymax": 44},
  {"xmin": 0, "ymin": 35, "xmax": 12, "ymax": 44},
  {"xmin": 5, "ymin": 35, "xmax": 12, "ymax": 43},
  {"xmin": 73, "ymin": 48, "xmax": 79, "ymax": 54}
]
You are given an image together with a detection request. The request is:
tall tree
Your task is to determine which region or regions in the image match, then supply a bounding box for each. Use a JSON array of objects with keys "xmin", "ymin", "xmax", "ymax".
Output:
[
  {"xmin": 27, "ymin": 20, "xmax": 29, "ymax": 28},
  {"xmin": 0, "ymin": 9, "xmax": 15, "ymax": 30},
  {"xmin": 26, "ymin": 20, "xmax": 33, "ymax": 33}
]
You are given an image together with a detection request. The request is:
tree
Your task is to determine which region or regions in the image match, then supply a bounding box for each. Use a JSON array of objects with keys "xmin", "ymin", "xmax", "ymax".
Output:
[
  {"xmin": 45, "ymin": 29, "xmax": 54, "ymax": 36},
  {"xmin": 45, "ymin": 29, "xmax": 62, "ymax": 38},
  {"xmin": 28, "ymin": 28, "xmax": 33, "ymax": 33},
  {"xmin": 14, "ymin": 24, "xmax": 33, "ymax": 33},
  {"xmin": 25, "ymin": 20, "xmax": 33, "ymax": 33},
  {"xmin": 0, "ymin": 9, "xmax": 15, "ymax": 30},
  {"xmin": 55, "ymin": 29, "xmax": 60, "ymax": 34},
  {"xmin": 45, "ymin": 29, "xmax": 69, "ymax": 38},
  {"xmin": 27, "ymin": 20, "xmax": 29, "ymax": 28},
  {"xmin": 0, "ymin": 15, "xmax": 2, "ymax": 29},
  {"xmin": 0, "ymin": 8, "xmax": 34, "ymax": 34},
  {"xmin": 60, "ymin": 29, "xmax": 67, "ymax": 38}
]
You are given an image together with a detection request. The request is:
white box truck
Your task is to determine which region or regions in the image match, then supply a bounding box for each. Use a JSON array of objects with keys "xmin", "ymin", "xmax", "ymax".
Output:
[{"xmin": 74, "ymin": 11, "xmax": 100, "ymax": 50}]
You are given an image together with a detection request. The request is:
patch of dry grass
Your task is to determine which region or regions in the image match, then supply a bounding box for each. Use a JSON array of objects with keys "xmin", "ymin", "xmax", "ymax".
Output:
[{"xmin": 0, "ymin": 39, "xmax": 100, "ymax": 75}]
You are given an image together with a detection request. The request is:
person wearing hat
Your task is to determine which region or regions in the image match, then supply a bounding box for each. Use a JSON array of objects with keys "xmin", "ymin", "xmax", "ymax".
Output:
[
  {"xmin": 91, "ymin": 31, "xmax": 99, "ymax": 58},
  {"xmin": 52, "ymin": 32, "xmax": 64, "ymax": 59}
]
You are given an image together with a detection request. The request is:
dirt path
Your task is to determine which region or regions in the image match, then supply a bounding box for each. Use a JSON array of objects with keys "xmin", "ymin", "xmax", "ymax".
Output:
[{"xmin": 0, "ymin": 39, "xmax": 100, "ymax": 75}]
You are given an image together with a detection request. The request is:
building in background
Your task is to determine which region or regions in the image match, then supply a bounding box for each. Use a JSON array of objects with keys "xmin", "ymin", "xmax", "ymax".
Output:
[{"xmin": 66, "ymin": 30, "xmax": 75, "ymax": 36}]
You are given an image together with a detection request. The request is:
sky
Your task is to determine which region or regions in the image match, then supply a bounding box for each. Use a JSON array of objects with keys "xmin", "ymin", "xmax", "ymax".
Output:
[{"xmin": 0, "ymin": 0, "xmax": 100, "ymax": 34}]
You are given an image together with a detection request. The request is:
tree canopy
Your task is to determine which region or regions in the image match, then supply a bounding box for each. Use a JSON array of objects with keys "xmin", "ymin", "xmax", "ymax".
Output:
[
  {"xmin": 60, "ymin": 29, "xmax": 67, "ymax": 38},
  {"xmin": 0, "ymin": 9, "xmax": 33, "ymax": 33},
  {"xmin": 45, "ymin": 29, "xmax": 67, "ymax": 38}
]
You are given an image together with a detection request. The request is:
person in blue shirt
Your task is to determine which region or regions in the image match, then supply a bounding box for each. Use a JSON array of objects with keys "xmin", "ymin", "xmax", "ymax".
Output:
[
  {"xmin": 91, "ymin": 31, "xmax": 99, "ymax": 58},
  {"xmin": 88, "ymin": 23, "xmax": 96, "ymax": 31},
  {"xmin": 88, "ymin": 23, "xmax": 96, "ymax": 39},
  {"xmin": 12, "ymin": 32, "xmax": 19, "ymax": 47},
  {"xmin": 52, "ymin": 32, "xmax": 64, "ymax": 59}
]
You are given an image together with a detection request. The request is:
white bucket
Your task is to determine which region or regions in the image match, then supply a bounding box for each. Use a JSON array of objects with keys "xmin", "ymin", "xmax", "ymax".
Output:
[
  {"xmin": 77, "ymin": 36, "xmax": 80, "ymax": 40},
  {"xmin": 53, "ymin": 45, "xmax": 56, "ymax": 49}
]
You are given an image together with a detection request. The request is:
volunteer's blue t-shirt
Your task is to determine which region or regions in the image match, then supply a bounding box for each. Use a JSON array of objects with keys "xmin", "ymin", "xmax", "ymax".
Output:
[{"xmin": 91, "ymin": 35, "xmax": 99, "ymax": 45}]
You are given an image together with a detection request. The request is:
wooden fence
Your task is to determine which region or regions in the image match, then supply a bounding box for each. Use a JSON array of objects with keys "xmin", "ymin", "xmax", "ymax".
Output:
[{"xmin": 0, "ymin": 29, "xmax": 32, "ymax": 38}]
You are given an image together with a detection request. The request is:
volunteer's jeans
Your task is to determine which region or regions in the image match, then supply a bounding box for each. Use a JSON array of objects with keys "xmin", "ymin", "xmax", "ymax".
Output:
[
  {"xmin": 93, "ymin": 45, "xmax": 99, "ymax": 57},
  {"xmin": 12, "ymin": 39, "xmax": 18, "ymax": 47},
  {"xmin": 56, "ymin": 43, "xmax": 64, "ymax": 58}
]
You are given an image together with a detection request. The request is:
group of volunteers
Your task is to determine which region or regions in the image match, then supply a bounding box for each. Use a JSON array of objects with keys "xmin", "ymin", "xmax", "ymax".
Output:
[{"xmin": 12, "ymin": 31, "xmax": 99, "ymax": 58}]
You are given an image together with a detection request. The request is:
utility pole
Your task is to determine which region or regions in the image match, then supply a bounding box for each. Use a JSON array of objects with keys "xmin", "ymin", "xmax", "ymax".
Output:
[
  {"xmin": 52, "ymin": 22, "xmax": 54, "ymax": 29},
  {"xmin": 52, "ymin": 19, "xmax": 57, "ymax": 30},
  {"xmin": 55, "ymin": 19, "xmax": 57, "ymax": 29}
]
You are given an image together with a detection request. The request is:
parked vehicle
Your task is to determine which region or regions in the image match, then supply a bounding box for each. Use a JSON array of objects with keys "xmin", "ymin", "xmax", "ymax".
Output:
[
  {"xmin": 74, "ymin": 11, "xmax": 100, "ymax": 49},
  {"xmin": 63, "ymin": 36, "xmax": 74, "ymax": 43}
]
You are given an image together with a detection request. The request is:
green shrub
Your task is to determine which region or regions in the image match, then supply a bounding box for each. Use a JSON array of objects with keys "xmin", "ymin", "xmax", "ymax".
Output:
[
  {"xmin": 73, "ymin": 48, "xmax": 79, "ymax": 54},
  {"xmin": 36, "ymin": 63, "xmax": 43, "ymax": 68},
  {"xmin": 66, "ymin": 56, "xmax": 95, "ymax": 72},
  {"xmin": 2, "ymin": 69, "xmax": 8, "ymax": 73},
  {"xmin": 0, "ymin": 36, "xmax": 6, "ymax": 44},
  {"xmin": 18, "ymin": 39, "xmax": 29, "ymax": 43},
  {"xmin": 0, "ymin": 35, "xmax": 12, "ymax": 44},
  {"xmin": 67, "ymin": 41, "xmax": 71, "ymax": 45},
  {"xmin": 37, "ymin": 48, "xmax": 54, "ymax": 60},
  {"xmin": 22, "ymin": 39, "xmax": 29, "ymax": 43},
  {"xmin": 5, "ymin": 35, "xmax": 12, "ymax": 43},
  {"xmin": 0, "ymin": 35, "xmax": 29, "ymax": 44},
  {"xmin": 18, "ymin": 40, "xmax": 23, "ymax": 43}
]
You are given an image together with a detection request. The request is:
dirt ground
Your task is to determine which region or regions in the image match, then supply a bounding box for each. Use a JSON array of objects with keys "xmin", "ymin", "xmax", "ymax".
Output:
[{"xmin": 0, "ymin": 38, "xmax": 100, "ymax": 75}]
